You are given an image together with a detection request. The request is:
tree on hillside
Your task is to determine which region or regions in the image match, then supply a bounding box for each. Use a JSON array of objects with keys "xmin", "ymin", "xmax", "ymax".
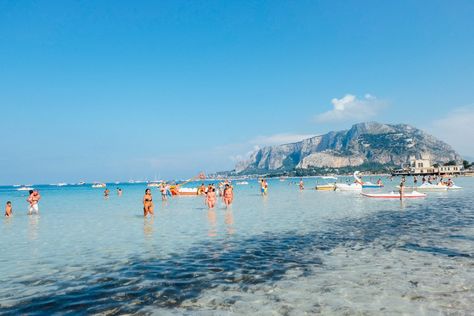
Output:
[
  {"xmin": 463, "ymin": 160, "xmax": 471, "ymax": 169},
  {"xmin": 444, "ymin": 160, "xmax": 457, "ymax": 166}
]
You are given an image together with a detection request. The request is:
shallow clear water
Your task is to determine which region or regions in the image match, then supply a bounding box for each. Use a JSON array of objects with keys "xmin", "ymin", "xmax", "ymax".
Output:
[{"xmin": 1, "ymin": 176, "xmax": 473, "ymax": 315}]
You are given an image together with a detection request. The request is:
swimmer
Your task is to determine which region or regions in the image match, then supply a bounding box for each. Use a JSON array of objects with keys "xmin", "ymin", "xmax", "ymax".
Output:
[
  {"xmin": 299, "ymin": 178, "xmax": 304, "ymax": 190},
  {"xmin": 27, "ymin": 190, "xmax": 41, "ymax": 215},
  {"xmin": 143, "ymin": 188, "xmax": 154, "ymax": 217},
  {"xmin": 117, "ymin": 188, "xmax": 122, "ymax": 196},
  {"xmin": 206, "ymin": 187, "xmax": 217, "ymax": 209},
  {"xmin": 104, "ymin": 188, "xmax": 110, "ymax": 198},
  {"xmin": 5, "ymin": 201, "xmax": 12, "ymax": 217},
  {"xmin": 223, "ymin": 184, "xmax": 233, "ymax": 208}
]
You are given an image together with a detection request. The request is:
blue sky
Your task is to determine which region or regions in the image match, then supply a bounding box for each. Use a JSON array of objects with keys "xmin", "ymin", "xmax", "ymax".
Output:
[{"xmin": 1, "ymin": 0, "xmax": 473, "ymax": 184}]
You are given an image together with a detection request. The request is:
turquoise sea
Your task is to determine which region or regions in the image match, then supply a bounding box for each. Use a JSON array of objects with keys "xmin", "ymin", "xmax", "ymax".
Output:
[{"xmin": 1, "ymin": 176, "xmax": 473, "ymax": 315}]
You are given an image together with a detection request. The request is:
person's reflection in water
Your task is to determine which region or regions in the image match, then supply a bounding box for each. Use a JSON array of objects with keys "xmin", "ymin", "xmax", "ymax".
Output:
[
  {"xmin": 399, "ymin": 199, "xmax": 406, "ymax": 210},
  {"xmin": 224, "ymin": 209, "xmax": 235, "ymax": 235},
  {"xmin": 144, "ymin": 216, "xmax": 154, "ymax": 239},
  {"xmin": 207, "ymin": 209, "xmax": 217, "ymax": 237},
  {"xmin": 28, "ymin": 215, "xmax": 40, "ymax": 241}
]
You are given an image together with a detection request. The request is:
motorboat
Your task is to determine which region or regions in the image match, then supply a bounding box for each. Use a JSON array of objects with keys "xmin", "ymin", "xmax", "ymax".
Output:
[
  {"xmin": 17, "ymin": 186, "xmax": 34, "ymax": 191},
  {"xmin": 321, "ymin": 176, "xmax": 338, "ymax": 180},
  {"xmin": 361, "ymin": 191, "xmax": 427, "ymax": 199},
  {"xmin": 147, "ymin": 181, "xmax": 163, "ymax": 187},
  {"xmin": 56, "ymin": 182, "xmax": 67, "ymax": 186},
  {"xmin": 92, "ymin": 183, "xmax": 106, "ymax": 188},
  {"xmin": 236, "ymin": 181, "xmax": 249, "ymax": 185}
]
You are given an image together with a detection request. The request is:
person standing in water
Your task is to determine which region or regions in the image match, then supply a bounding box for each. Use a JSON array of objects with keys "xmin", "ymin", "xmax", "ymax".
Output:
[
  {"xmin": 143, "ymin": 188, "xmax": 154, "ymax": 217},
  {"xmin": 299, "ymin": 178, "xmax": 304, "ymax": 190},
  {"xmin": 206, "ymin": 187, "xmax": 217, "ymax": 209},
  {"xmin": 117, "ymin": 188, "xmax": 122, "ymax": 196},
  {"xmin": 5, "ymin": 201, "xmax": 12, "ymax": 217},
  {"xmin": 104, "ymin": 188, "xmax": 110, "ymax": 198},
  {"xmin": 260, "ymin": 179, "xmax": 268, "ymax": 196},
  {"xmin": 27, "ymin": 190, "xmax": 41, "ymax": 215},
  {"xmin": 223, "ymin": 184, "xmax": 233, "ymax": 208},
  {"xmin": 399, "ymin": 179, "xmax": 405, "ymax": 200}
]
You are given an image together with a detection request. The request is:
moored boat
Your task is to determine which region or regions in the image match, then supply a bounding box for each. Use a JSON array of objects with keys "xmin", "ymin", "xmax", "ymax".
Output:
[
  {"xmin": 92, "ymin": 183, "xmax": 106, "ymax": 188},
  {"xmin": 315, "ymin": 184, "xmax": 336, "ymax": 191},
  {"xmin": 362, "ymin": 191, "xmax": 427, "ymax": 199}
]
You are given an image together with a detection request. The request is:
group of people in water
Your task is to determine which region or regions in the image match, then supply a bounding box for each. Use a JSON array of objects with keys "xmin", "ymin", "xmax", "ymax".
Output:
[
  {"xmin": 142, "ymin": 181, "xmax": 236, "ymax": 217},
  {"xmin": 4, "ymin": 189, "xmax": 41, "ymax": 217}
]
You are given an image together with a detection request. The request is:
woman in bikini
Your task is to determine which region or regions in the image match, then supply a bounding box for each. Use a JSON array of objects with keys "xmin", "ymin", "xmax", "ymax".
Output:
[
  {"xmin": 143, "ymin": 188, "xmax": 154, "ymax": 217},
  {"xmin": 206, "ymin": 187, "xmax": 217, "ymax": 209},
  {"xmin": 223, "ymin": 184, "xmax": 233, "ymax": 208}
]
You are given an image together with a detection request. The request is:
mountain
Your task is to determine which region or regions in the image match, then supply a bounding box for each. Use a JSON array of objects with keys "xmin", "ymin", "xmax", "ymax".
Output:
[{"xmin": 235, "ymin": 122, "xmax": 462, "ymax": 174}]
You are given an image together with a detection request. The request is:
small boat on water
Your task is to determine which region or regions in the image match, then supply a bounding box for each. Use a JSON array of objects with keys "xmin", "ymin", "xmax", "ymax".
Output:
[
  {"xmin": 321, "ymin": 176, "xmax": 338, "ymax": 180},
  {"xmin": 335, "ymin": 171, "xmax": 363, "ymax": 191},
  {"xmin": 236, "ymin": 181, "xmax": 249, "ymax": 185},
  {"xmin": 362, "ymin": 181, "xmax": 384, "ymax": 188},
  {"xmin": 147, "ymin": 181, "xmax": 163, "ymax": 187},
  {"xmin": 170, "ymin": 187, "xmax": 198, "ymax": 196},
  {"xmin": 315, "ymin": 184, "xmax": 336, "ymax": 191},
  {"xmin": 362, "ymin": 191, "xmax": 427, "ymax": 199},
  {"xmin": 56, "ymin": 182, "xmax": 68, "ymax": 187},
  {"xmin": 335, "ymin": 183, "xmax": 362, "ymax": 191},
  {"xmin": 17, "ymin": 186, "xmax": 34, "ymax": 191},
  {"xmin": 92, "ymin": 183, "xmax": 106, "ymax": 188}
]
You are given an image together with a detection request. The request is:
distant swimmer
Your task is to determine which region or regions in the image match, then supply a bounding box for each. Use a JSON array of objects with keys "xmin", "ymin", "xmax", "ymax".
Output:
[
  {"xmin": 413, "ymin": 176, "xmax": 418, "ymax": 184},
  {"xmin": 223, "ymin": 184, "xmax": 233, "ymax": 208},
  {"xmin": 143, "ymin": 188, "xmax": 154, "ymax": 217},
  {"xmin": 206, "ymin": 187, "xmax": 217, "ymax": 209},
  {"xmin": 377, "ymin": 178, "xmax": 383, "ymax": 186},
  {"xmin": 27, "ymin": 190, "xmax": 41, "ymax": 215},
  {"xmin": 104, "ymin": 188, "xmax": 110, "ymax": 198},
  {"xmin": 5, "ymin": 201, "xmax": 12, "ymax": 217},
  {"xmin": 299, "ymin": 178, "xmax": 304, "ymax": 190},
  {"xmin": 117, "ymin": 188, "xmax": 122, "ymax": 196}
]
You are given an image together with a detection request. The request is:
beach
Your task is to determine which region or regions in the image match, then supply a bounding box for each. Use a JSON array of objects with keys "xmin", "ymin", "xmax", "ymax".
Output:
[{"xmin": 0, "ymin": 176, "xmax": 473, "ymax": 314}]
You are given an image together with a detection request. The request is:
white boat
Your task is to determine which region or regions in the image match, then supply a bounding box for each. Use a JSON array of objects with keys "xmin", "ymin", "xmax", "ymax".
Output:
[
  {"xmin": 56, "ymin": 182, "xmax": 68, "ymax": 186},
  {"xmin": 335, "ymin": 183, "xmax": 362, "ymax": 191},
  {"xmin": 321, "ymin": 176, "xmax": 338, "ymax": 180},
  {"xmin": 236, "ymin": 181, "xmax": 249, "ymax": 185},
  {"xmin": 335, "ymin": 171, "xmax": 363, "ymax": 191},
  {"xmin": 147, "ymin": 182, "xmax": 163, "ymax": 187},
  {"xmin": 13, "ymin": 184, "xmax": 21, "ymax": 187},
  {"xmin": 415, "ymin": 183, "xmax": 448, "ymax": 191},
  {"xmin": 176, "ymin": 187, "xmax": 198, "ymax": 196},
  {"xmin": 362, "ymin": 191, "xmax": 427, "ymax": 199},
  {"xmin": 17, "ymin": 186, "xmax": 34, "ymax": 191},
  {"xmin": 92, "ymin": 183, "xmax": 106, "ymax": 188},
  {"xmin": 77, "ymin": 182, "xmax": 85, "ymax": 185}
]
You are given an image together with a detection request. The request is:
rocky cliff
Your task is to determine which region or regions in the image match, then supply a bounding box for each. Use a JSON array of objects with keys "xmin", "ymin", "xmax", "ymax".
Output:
[{"xmin": 235, "ymin": 122, "xmax": 461, "ymax": 174}]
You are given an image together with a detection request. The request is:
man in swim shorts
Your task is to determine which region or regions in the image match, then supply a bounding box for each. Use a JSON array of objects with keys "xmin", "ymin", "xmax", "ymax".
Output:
[{"xmin": 27, "ymin": 190, "xmax": 41, "ymax": 215}]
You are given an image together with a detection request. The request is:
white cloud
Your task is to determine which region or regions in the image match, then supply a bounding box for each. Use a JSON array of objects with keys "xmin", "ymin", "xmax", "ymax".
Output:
[
  {"xmin": 315, "ymin": 93, "xmax": 386, "ymax": 123},
  {"xmin": 430, "ymin": 105, "xmax": 474, "ymax": 157}
]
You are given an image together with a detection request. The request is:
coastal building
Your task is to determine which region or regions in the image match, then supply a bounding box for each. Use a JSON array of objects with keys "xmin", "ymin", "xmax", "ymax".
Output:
[{"xmin": 392, "ymin": 155, "xmax": 463, "ymax": 176}]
